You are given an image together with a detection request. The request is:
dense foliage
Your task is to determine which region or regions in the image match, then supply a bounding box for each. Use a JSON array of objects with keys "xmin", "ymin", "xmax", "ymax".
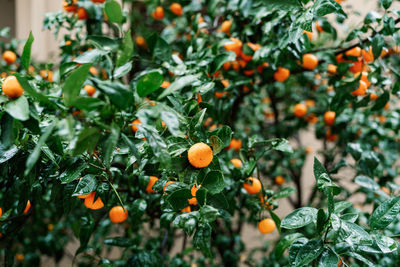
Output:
[{"xmin": 1, "ymin": 0, "xmax": 400, "ymax": 266}]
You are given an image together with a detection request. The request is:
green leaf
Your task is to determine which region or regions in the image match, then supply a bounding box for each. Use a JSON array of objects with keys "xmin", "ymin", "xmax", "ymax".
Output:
[
  {"xmin": 15, "ymin": 74, "xmax": 55, "ymax": 107},
  {"xmin": 117, "ymin": 30, "xmax": 134, "ymax": 67},
  {"xmin": 275, "ymin": 233, "xmax": 303, "ymax": 258},
  {"xmin": 207, "ymin": 193, "xmax": 229, "ymax": 210},
  {"xmin": 339, "ymin": 221, "xmax": 371, "ymax": 244},
  {"xmin": 136, "ymin": 71, "xmax": 163, "ymax": 97},
  {"xmin": 114, "ymin": 62, "xmax": 132, "ymax": 79},
  {"xmin": 375, "ymin": 234, "xmax": 397, "ymax": 253},
  {"xmin": 372, "ymin": 34, "xmax": 385, "ymax": 59},
  {"xmin": 354, "ymin": 176, "xmax": 379, "ymax": 191},
  {"xmin": 265, "ymin": 0, "xmax": 302, "ymax": 10},
  {"xmin": 199, "ymin": 205, "xmax": 219, "ymax": 223},
  {"xmin": 370, "ymin": 196, "xmax": 400, "ymax": 229},
  {"xmin": 25, "ymin": 120, "xmax": 57, "ymax": 175},
  {"xmin": 274, "ymin": 187, "xmax": 296, "ymax": 199},
  {"xmin": 73, "ymin": 127, "xmax": 101, "ymax": 156},
  {"xmin": 209, "ymin": 135, "xmax": 224, "ymax": 155},
  {"xmin": 166, "ymin": 188, "xmax": 191, "ymax": 211},
  {"xmin": 63, "ymin": 64, "xmax": 91, "ymax": 106},
  {"xmin": 198, "ymin": 171, "xmax": 224, "ymax": 194},
  {"xmin": 72, "ymin": 174, "xmax": 98, "ymax": 196},
  {"xmin": 295, "ymin": 240, "xmax": 324, "ymax": 266},
  {"xmin": 21, "ymin": 31, "xmax": 34, "ymax": 70},
  {"xmin": 380, "ymin": 0, "xmax": 393, "ymax": 9},
  {"xmin": 193, "ymin": 224, "xmax": 212, "ymax": 257},
  {"xmin": 69, "ymin": 96, "xmax": 105, "ymax": 111},
  {"xmin": 347, "ymin": 143, "xmax": 362, "ymax": 160},
  {"xmin": 371, "ymin": 90, "xmax": 389, "ymax": 111},
  {"xmin": 104, "ymin": 237, "xmax": 136, "ymax": 247},
  {"xmin": 210, "ymin": 52, "xmax": 236, "ymax": 74},
  {"xmin": 76, "ymin": 216, "xmax": 95, "ymax": 256},
  {"xmin": 318, "ymin": 248, "xmax": 340, "ymax": 267},
  {"xmin": 60, "ymin": 162, "xmax": 87, "ymax": 184},
  {"xmin": 74, "ymin": 49, "xmax": 105, "ymax": 64},
  {"xmin": 158, "ymin": 74, "xmax": 201, "ymax": 100},
  {"xmin": 281, "ymin": 207, "xmax": 318, "ymax": 229},
  {"xmin": 4, "ymin": 96, "xmax": 29, "ymax": 121},
  {"xmin": 0, "ymin": 145, "xmax": 18, "ymax": 164},
  {"xmin": 94, "ymin": 79, "xmax": 132, "ymax": 109},
  {"xmin": 105, "ymin": 0, "xmax": 124, "ymax": 24},
  {"xmin": 271, "ymin": 139, "xmax": 293, "ymax": 153},
  {"xmin": 137, "ymin": 124, "xmax": 170, "ymax": 165},
  {"xmin": 103, "ymin": 123, "xmax": 120, "ymax": 169}
]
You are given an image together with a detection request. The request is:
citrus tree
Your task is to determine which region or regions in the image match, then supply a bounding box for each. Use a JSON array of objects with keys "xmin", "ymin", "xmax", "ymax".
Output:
[{"xmin": 1, "ymin": 0, "xmax": 400, "ymax": 266}]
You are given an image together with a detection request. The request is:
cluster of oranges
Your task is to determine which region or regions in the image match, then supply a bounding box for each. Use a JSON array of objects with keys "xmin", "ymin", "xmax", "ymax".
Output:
[
  {"xmin": 152, "ymin": 3, "xmax": 183, "ymax": 20},
  {"xmin": 63, "ymin": 0, "xmax": 106, "ymax": 20}
]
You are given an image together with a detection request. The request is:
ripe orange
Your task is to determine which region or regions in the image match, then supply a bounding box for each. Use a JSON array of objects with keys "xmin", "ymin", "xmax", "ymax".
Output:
[
  {"xmin": 91, "ymin": 0, "xmax": 106, "ymax": 3},
  {"xmin": 327, "ymin": 64, "xmax": 337, "ymax": 74},
  {"xmin": 369, "ymin": 93, "xmax": 378, "ymax": 100},
  {"xmin": 181, "ymin": 206, "xmax": 191, "ymax": 213},
  {"xmin": 15, "ymin": 254, "xmax": 24, "ymax": 261},
  {"xmin": 293, "ymin": 103, "xmax": 307, "ymax": 118},
  {"xmin": 305, "ymin": 99, "xmax": 315, "ymax": 107},
  {"xmin": 77, "ymin": 8, "xmax": 88, "ymax": 20},
  {"xmin": 109, "ymin": 206, "xmax": 129, "ymax": 223},
  {"xmin": 258, "ymin": 218, "xmax": 276, "ymax": 234},
  {"xmin": 0, "ymin": 207, "xmax": 2, "ymax": 217},
  {"xmin": 136, "ymin": 36, "xmax": 147, "ymax": 47},
  {"xmin": 89, "ymin": 66, "xmax": 99, "ymax": 76},
  {"xmin": 146, "ymin": 176, "xmax": 159, "ymax": 193},
  {"xmin": 274, "ymin": 176, "xmax": 285, "ymax": 185},
  {"xmin": 48, "ymin": 224, "xmax": 54, "ymax": 231},
  {"xmin": 84, "ymin": 85, "xmax": 96, "ymax": 97},
  {"xmin": 243, "ymin": 177, "xmax": 262, "ymax": 195},
  {"xmin": 345, "ymin": 47, "xmax": 361, "ymax": 57},
  {"xmin": 152, "ymin": 6, "xmax": 165, "ymax": 20},
  {"xmin": 326, "ymin": 129, "xmax": 338, "ymax": 142},
  {"xmin": 163, "ymin": 180, "xmax": 176, "ymax": 192},
  {"xmin": 316, "ymin": 21, "xmax": 323, "ymax": 32},
  {"xmin": 131, "ymin": 119, "xmax": 141, "ymax": 133},
  {"xmin": 188, "ymin": 185, "xmax": 199, "ymax": 205},
  {"xmin": 84, "ymin": 192, "xmax": 104, "ymax": 210},
  {"xmin": 303, "ymin": 30, "xmax": 313, "ymax": 40},
  {"xmin": 2, "ymin": 76, "xmax": 24, "ymax": 98},
  {"xmin": 352, "ymin": 80, "xmax": 367, "ymax": 96},
  {"xmin": 63, "ymin": 0, "xmax": 77, "ymax": 12},
  {"xmin": 170, "ymin": 3, "xmax": 183, "ymax": 16},
  {"xmin": 302, "ymin": 54, "xmax": 318, "ymax": 70},
  {"xmin": 40, "ymin": 70, "xmax": 54, "ymax": 82},
  {"xmin": 219, "ymin": 20, "xmax": 232, "ymax": 34},
  {"xmin": 215, "ymin": 91, "xmax": 228, "ymax": 98},
  {"xmin": 228, "ymin": 138, "xmax": 242, "ymax": 151},
  {"xmin": 2, "ymin": 51, "xmax": 17, "ymax": 65},
  {"xmin": 324, "ymin": 111, "xmax": 336, "ymax": 126},
  {"xmin": 349, "ymin": 59, "xmax": 363, "ymax": 73},
  {"xmin": 77, "ymin": 193, "xmax": 91, "ymax": 199},
  {"xmin": 231, "ymin": 158, "xmax": 242, "ymax": 168},
  {"xmin": 362, "ymin": 48, "xmax": 374, "ymax": 63},
  {"xmin": 224, "ymin": 37, "xmax": 243, "ymax": 56},
  {"xmin": 273, "ymin": 67, "xmax": 290, "ymax": 82},
  {"xmin": 354, "ymin": 71, "xmax": 370, "ymax": 88},
  {"xmin": 23, "ymin": 200, "xmax": 31, "ymax": 214},
  {"xmin": 188, "ymin": 143, "xmax": 213, "ymax": 168}
]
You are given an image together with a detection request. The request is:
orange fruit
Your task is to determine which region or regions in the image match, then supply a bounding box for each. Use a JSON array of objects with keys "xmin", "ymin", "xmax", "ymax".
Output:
[
  {"xmin": 0, "ymin": 207, "xmax": 2, "ymax": 217},
  {"xmin": 188, "ymin": 143, "xmax": 213, "ymax": 168},
  {"xmin": 146, "ymin": 176, "xmax": 159, "ymax": 193},
  {"xmin": 352, "ymin": 80, "xmax": 367, "ymax": 96},
  {"xmin": 224, "ymin": 37, "xmax": 243, "ymax": 56},
  {"xmin": 316, "ymin": 21, "xmax": 323, "ymax": 32},
  {"xmin": 274, "ymin": 176, "xmax": 285, "ymax": 185},
  {"xmin": 163, "ymin": 181, "xmax": 176, "ymax": 192},
  {"xmin": 354, "ymin": 71, "xmax": 370, "ymax": 87},
  {"xmin": 326, "ymin": 129, "xmax": 338, "ymax": 142},
  {"xmin": 215, "ymin": 91, "xmax": 228, "ymax": 98},
  {"xmin": 84, "ymin": 192, "xmax": 104, "ymax": 210},
  {"xmin": 181, "ymin": 206, "xmax": 191, "ymax": 213},
  {"xmin": 136, "ymin": 36, "xmax": 147, "ymax": 47},
  {"xmin": 305, "ymin": 99, "xmax": 315, "ymax": 107},
  {"xmin": 349, "ymin": 59, "xmax": 363, "ymax": 73},
  {"xmin": 92, "ymin": 0, "xmax": 106, "ymax": 3},
  {"xmin": 131, "ymin": 119, "xmax": 141, "ymax": 133},
  {"xmin": 247, "ymin": 42, "xmax": 261, "ymax": 52},
  {"xmin": 369, "ymin": 93, "xmax": 378, "ymax": 100},
  {"xmin": 84, "ymin": 85, "xmax": 96, "ymax": 97},
  {"xmin": 327, "ymin": 64, "xmax": 337, "ymax": 74},
  {"xmin": 324, "ymin": 111, "xmax": 336, "ymax": 126},
  {"xmin": 227, "ymin": 138, "xmax": 242, "ymax": 151},
  {"xmin": 2, "ymin": 76, "xmax": 24, "ymax": 98},
  {"xmin": 109, "ymin": 206, "xmax": 129, "ymax": 223},
  {"xmin": 161, "ymin": 81, "xmax": 170, "ymax": 88},
  {"xmin": 23, "ymin": 200, "xmax": 31, "ymax": 214},
  {"xmin": 40, "ymin": 70, "xmax": 54, "ymax": 82},
  {"xmin": 2, "ymin": 51, "xmax": 17, "ymax": 65},
  {"xmin": 302, "ymin": 54, "xmax": 318, "ymax": 70},
  {"xmin": 77, "ymin": 8, "xmax": 88, "ymax": 20},
  {"xmin": 63, "ymin": 0, "xmax": 77, "ymax": 12},
  {"xmin": 221, "ymin": 79, "xmax": 229, "ymax": 88},
  {"xmin": 89, "ymin": 66, "xmax": 99, "ymax": 76},
  {"xmin": 231, "ymin": 158, "xmax": 242, "ymax": 168},
  {"xmin": 362, "ymin": 48, "xmax": 374, "ymax": 63},
  {"xmin": 258, "ymin": 218, "xmax": 276, "ymax": 234},
  {"xmin": 273, "ymin": 67, "xmax": 290, "ymax": 82},
  {"xmin": 345, "ymin": 47, "xmax": 361, "ymax": 57},
  {"xmin": 219, "ymin": 20, "xmax": 232, "ymax": 34},
  {"xmin": 243, "ymin": 177, "xmax": 262, "ymax": 195},
  {"xmin": 15, "ymin": 254, "xmax": 25, "ymax": 261},
  {"xmin": 293, "ymin": 103, "xmax": 307, "ymax": 118},
  {"xmin": 170, "ymin": 3, "xmax": 183, "ymax": 16},
  {"xmin": 77, "ymin": 193, "xmax": 91, "ymax": 199},
  {"xmin": 47, "ymin": 224, "xmax": 54, "ymax": 231},
  {"xmin": 152, "ymin": 6, "xmax": 164, "ymax": 20},
  {"xmin": 188, "ymin": 185, "xmax": 199, "ymax": 205},
  {"xmin": 381, "ymin": 186, "xmax": 390, "ymax": 195},
  {"xmin": 303, "ymin": 30, "xmax": 313, "ymax": 40}
]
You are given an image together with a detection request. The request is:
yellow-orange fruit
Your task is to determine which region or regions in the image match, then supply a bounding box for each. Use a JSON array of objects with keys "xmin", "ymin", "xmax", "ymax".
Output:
[
  {"xmin": 345, "ymin": 47, "xmax": 361, "ymax": 57},
  {"xmin": 231, "ymin": 158, "xmax": 242, "ymax": 168},
  {"xmin": 273, "ymin": 67, "xmax": 290, "ymax": 82},
  {"xmin": 324, "ymin": 111, "xmax": 336, "ymax": 126},
  {"xmin": 23, "ymin": 200, "xmax": 31, "ymax": 214},
  {"xmin": 219, "ymin": 20, "xmax": 232, "ymax": 34},
  {"xmin": 163, "ymin": 181, "xmax": 176, "ymax": 192},
  {"xmin": 152, "ymin": 6, "xmax": 164, "ymax": 20},
  {"xmin": 2, "ymin": 76, "xmax": 24, "ymax": 98},
  {"xmin": 228, "ymin": 138, "xmax": 242, "ymax": 151},
  {"xmin": 275, "ymin": 176, "xmax": 285, "ymax": 185},
  {"xmin": 84, "ymin": 192, "xmax": 104, "ymax": 210},
  {"xmin": 188, "ymin": 143, "xmax": 213, "ymax": 168},
  {"xmin": 302, "ymin": 54, "xmax": 318, "ymax": 70},
  {"xmin": 131, "ymin": 119, "xmax": 141, "ymax": 133},
  {"xmin": 352, "ymin": 80, "xmax": 367, "ymax": 96},
  {"xmin": 293, "ymin": 103, "xmax": 307, "ymax": 118},
  {"xmin": 109, "ymin": 206, "xmax": 129, "ymax": 223},
  {"xmin": 2, "ymin": 51, "xmax": 17, "ymax": 65},
  {"xmin": 170, "ymin": 3, "xmax": 183, "ymax": 16},
  {"xmin": 146, "ymin": 176, "xmax": 159, "ymax": 193},
  {"xmin": 84, "ymin": 85, "xmax": 96, "ymax": 97},
  {"xmin": 243, "ymin": 177, "xmax": 262, "ymax": 195},
  {"xmin": 258, "ymin": 218, "xmax": 276, "ymax": 234}
]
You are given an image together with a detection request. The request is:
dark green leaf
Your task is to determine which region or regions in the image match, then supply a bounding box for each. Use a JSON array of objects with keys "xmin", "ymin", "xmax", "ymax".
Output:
[
  {"xmin": 21, "ymin": 31, "xmax": 34, "ymax": 70},
  {"xmin": 72, "ymin": 174, "xmax": 98, "ymax": 196},
  {"xmin": 4, "ymin": 96, "xmax": 29, "ymax": 121},
  {"xmin": 136, "ymin": 71, "xmax": 163, "ymax": 97},
  {"xmin": 281, "ymin": 207, "xmax": 318, "ymax": 229},
  {"xmin": 105, "ymin": 0, "xmax": 124, "ymax": 24},
  {"xmin": 370, "ymin": 196, "xmax": 400, "ymax": 229}
]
